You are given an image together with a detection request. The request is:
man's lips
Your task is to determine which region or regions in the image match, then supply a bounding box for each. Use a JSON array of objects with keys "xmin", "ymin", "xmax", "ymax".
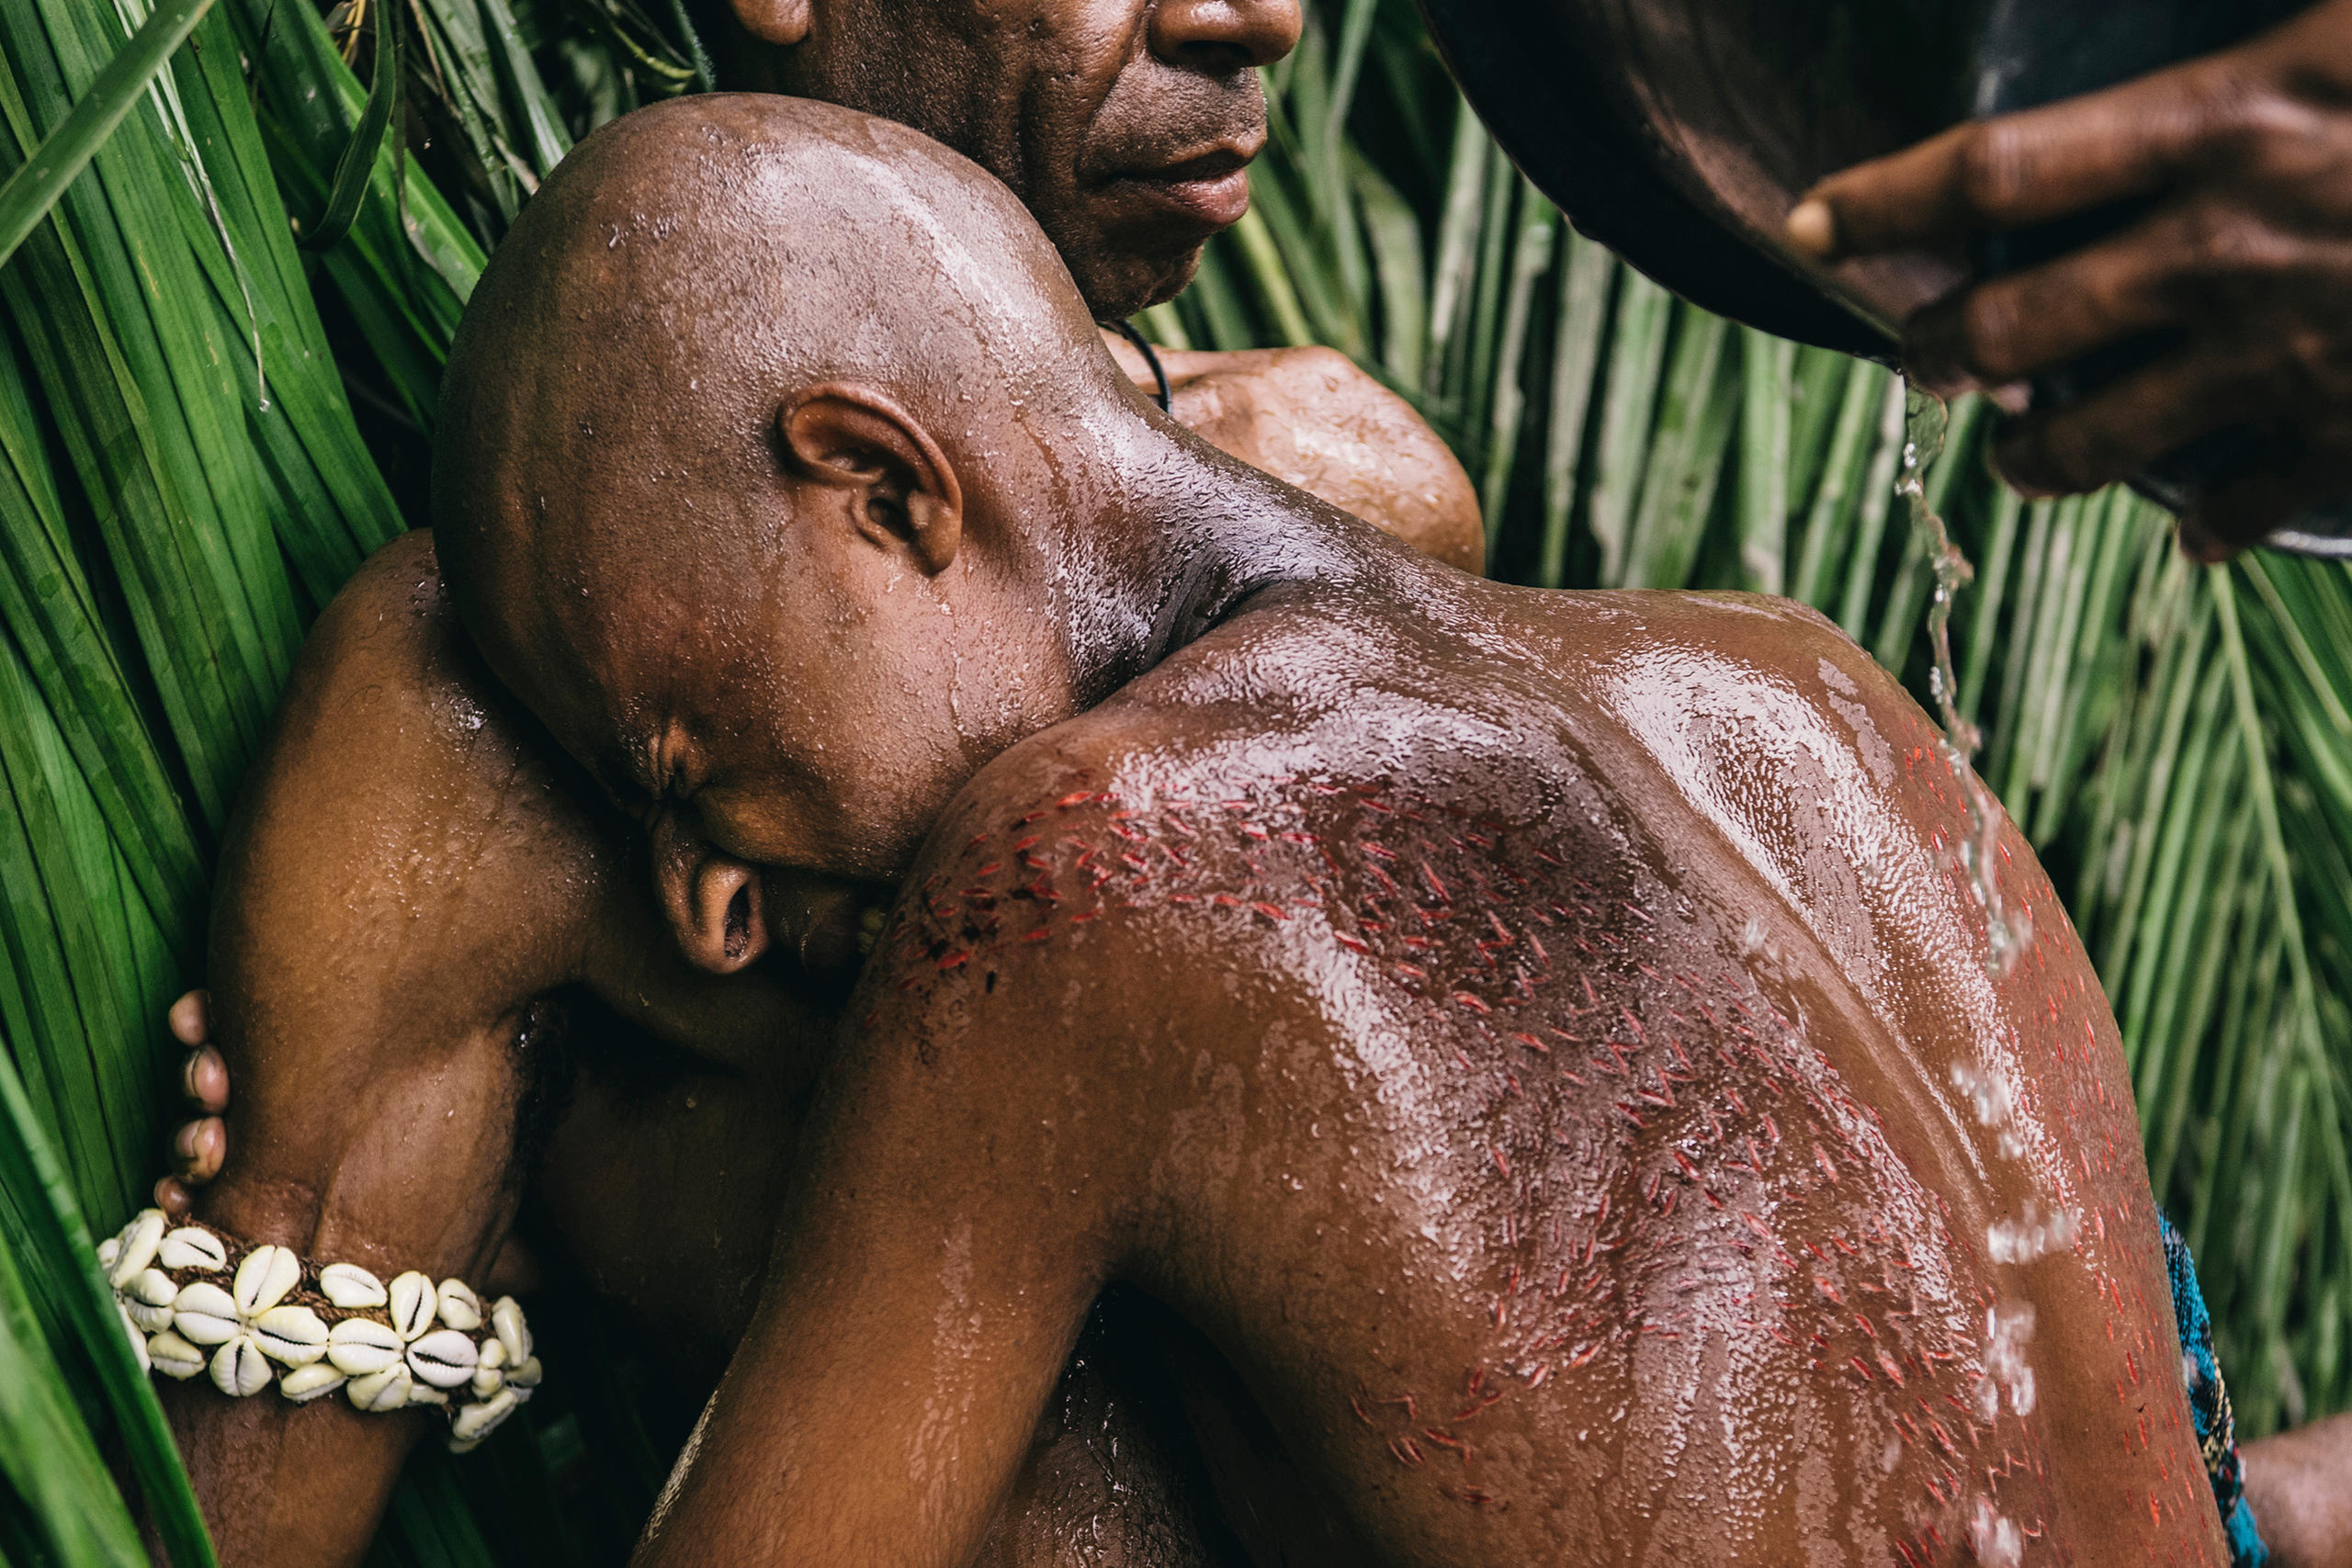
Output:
[{"xmin": 1096, "ymin": 147, "xmax": 1256, "ymax": 231}]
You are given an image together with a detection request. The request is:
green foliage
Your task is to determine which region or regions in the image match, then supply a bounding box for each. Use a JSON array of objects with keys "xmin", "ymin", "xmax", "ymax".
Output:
[{"xmin": 0, "ymin": 0, "xmax": 2345, "ymax": 1557}]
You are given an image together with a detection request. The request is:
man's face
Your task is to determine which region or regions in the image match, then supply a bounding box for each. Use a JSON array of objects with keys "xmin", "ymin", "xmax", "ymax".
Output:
[{"xmin": 736, "ymin": 0, "xmax": 1302, "ymax": 318}]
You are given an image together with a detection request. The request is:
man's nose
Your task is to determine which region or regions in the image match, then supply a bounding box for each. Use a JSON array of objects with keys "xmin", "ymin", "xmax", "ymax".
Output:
[{"xmin": 1148, "ymin": 0, "xmax": 1302, "ymax": 73}]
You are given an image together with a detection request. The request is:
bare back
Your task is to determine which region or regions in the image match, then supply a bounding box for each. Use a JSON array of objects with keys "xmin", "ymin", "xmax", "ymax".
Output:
[{"xmin": 656, "ymin": 574, "xmax": 2221, "ymax": 1568}]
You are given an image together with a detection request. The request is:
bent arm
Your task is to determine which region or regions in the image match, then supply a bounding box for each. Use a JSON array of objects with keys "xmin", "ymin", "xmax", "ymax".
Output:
[
  {"xmin": 630, "ymin": 755, "xmax": 1149, "ymax": 1568},
  {"xmin": 167, "ymin": 534, "xmax": 616, "ymax": 1567}
]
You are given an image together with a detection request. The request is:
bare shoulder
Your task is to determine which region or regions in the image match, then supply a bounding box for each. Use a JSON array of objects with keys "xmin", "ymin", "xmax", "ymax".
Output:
[
  {"xmin": 219, "ymin": 528, "xmax": 610, "ymax": 938},
  {"xmin": 1147, "ymin": 343, "xmax": 1483, "ymax": 573},
  {"xmin": 245, "ymin": 528, "xmax": 585, "ymax": 822}
]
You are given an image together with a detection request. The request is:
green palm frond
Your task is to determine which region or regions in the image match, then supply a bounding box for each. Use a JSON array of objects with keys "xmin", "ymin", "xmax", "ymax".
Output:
[{"xmin": 0, "ymin": 0, "xmax": 2345, "ymax": 1557}]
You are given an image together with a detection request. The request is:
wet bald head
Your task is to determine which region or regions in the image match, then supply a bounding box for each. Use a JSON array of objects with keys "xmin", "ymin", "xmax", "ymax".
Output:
[{"xmin": 435, "ymin": 95, "xmax": 1155, "ymax": 902}]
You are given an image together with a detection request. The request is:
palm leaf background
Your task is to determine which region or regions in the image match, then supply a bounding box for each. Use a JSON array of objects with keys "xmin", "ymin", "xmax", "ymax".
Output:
[{"xmin": 0, "ymin": 0, "xmax": 2344, "ymax": 1557}]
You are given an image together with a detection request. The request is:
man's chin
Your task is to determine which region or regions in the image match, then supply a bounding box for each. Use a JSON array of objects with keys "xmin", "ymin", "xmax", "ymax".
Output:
[{"xmin": 1073, "ymin": 237, "xmax": 1210, "ymax": 324}]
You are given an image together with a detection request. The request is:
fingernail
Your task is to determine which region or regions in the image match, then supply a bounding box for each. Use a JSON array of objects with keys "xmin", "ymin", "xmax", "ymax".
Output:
[
  {"xmin": 1786, "ymin": 199, "xmax": 1838, "ymax": 257},
  {"xmin": 173, "ymin": 1120, "xmax": 201, "ymax": 1161}
]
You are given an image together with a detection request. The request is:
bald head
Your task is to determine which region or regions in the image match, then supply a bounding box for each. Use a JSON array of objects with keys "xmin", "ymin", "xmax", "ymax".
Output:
[
  {"xmin": 432, "ymin": 95, "xmax": 1184, "ymax": 924},
  {"xmin": 437, "ymin": 95, "xmax": 1114, "ymax": 649}
]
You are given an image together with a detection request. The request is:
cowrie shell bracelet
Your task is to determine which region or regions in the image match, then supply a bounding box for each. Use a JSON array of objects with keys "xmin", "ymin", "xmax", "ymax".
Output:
[{"xmin": 95, "ymin": 1209, "xmax": 538, "ymax": 1452}]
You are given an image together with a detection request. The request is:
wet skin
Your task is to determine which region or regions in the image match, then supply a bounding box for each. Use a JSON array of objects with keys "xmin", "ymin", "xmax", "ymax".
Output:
[
  {"xmin": 164, "ymin": 532, "xmax": 1245, "ymax": 1568},
  {"xmin": 427, "ymin": 100, "xmax": 2225, "ymax": 1568},
  {"xmin": 160, "ymin": 330, "xmax": 1465, "ymax": 1562}
]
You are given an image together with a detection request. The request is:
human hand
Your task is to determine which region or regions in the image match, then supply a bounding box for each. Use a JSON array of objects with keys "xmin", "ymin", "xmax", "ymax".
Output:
[
  {"xmin": 1786, "ymin": 0, "xmax": 2352, "ymax": 560},
  {"xmin": 154, "ymin": 987, "xmax": 226, "ymax": 1217}
]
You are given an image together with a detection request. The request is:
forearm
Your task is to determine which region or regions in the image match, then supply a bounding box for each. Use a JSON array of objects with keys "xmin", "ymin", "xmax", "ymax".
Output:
[
  {"xmin": 2244, "ymin": 1413, "xmax": 2352, "ymax": 1568},
  {"xmin": 162, "ymin": 969, "xmax": 537, "ymax": 1567}
]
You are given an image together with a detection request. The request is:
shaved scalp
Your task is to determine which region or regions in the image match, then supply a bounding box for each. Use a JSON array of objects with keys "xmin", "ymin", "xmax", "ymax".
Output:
[{"xmin": 432, "ymin": 95, "xmax": 1122, "ymax": 760}]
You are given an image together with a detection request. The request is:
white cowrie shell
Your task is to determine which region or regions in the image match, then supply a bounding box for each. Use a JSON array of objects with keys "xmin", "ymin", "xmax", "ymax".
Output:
[
  {"xmin": 435, "ymin": 1279, "xmax": 482, "ymax": 1331},
  {"xmin": 172, "ymin": 1281, "xmax": 242, "ymax": 1346},
  {"xmin": 491, "ymin": 1296, "xmax": 530, "ymax": 1366},
  {"xmin": 479, "ymin": 1337, "xmax": 505, "ymax": 1371},
  {"xmin": 279, "ymin": 1362, "xmax": 348, "ymax": 1403},
  {"xmin": 126, "ymin": 1297, "xmax": 176, "ymax": 1334},
  {"xmin": 450, "ymin": 1387, "xmax": 519, "ymax": 1444},
  {"xmin": 109, "ymin": 1210, "xmax": 166, "ymax": 1288},
  {"xmin": 148, "ymin": 1330, "xmax": 206, "ymax": 1380},
  {"xmin": 232, "ymin": 1245, "xmax": 300, "ymax": 1317},
  {"xmin": 210, "ymin": 1335, "xmax": 273, "ymax": 1397},
  {"xmin": 505, "ymin": 1355, "xmax": 541, "ymax": 1390},
  {"xmin": 469, "ymin": 1363, "xmax": 504, "ymax": 1401},
  {"xmin": 319, "ymin": 1262, "xmax": 387, "ymax": 1309},
  {"xmin": 119, "ymin": 1300, "xmax": 151, "ymax": 1372},
  {"xmin": 405, "ymin": 1327, "xmax": 478, "ymax": 1388},
  {"xmin": 128, "ymin": 1267, "xmax": 178, "ymax": 1308},
  {"xmin": 96, "ymin": 1236, "xmax": 120, "ymax": 1270},
  {"xmin": 326, "ymin": 1317, "xmax": 403, "ymax": 1375},
  {"xmin": 388, "ymin": 1272, "xmax": 436, "ymax": 1340},
  {"xmin": 158, "ymin": 1227, "xmax": 228, "ymax": 1272},
  {"xmin": 406, "ymin": 1383, "xmax": 447, "ymax": 1407},
  {"xmin": 253, "ymin": 1304, "xmax": 329, "ymax": 1366},
  {"xmin": 347, "ymin": 1366, "xmax": 412, "ymax": 1412},
  {"xmin": 126, "ymin": 1267, "xmax": 178, "ymax": 1331}
]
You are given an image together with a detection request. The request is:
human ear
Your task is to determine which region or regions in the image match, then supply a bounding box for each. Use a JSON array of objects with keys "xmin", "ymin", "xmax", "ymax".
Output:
[
  {"xmin": 726, "ymin": 0, "xmax": 809, "ymax": 47},
  {"xmin": 778, "ymin": 383, "xmax": 964, "ymax": 575},
  {"xmin": 650, "ymin": 809, "xmax": 771, "ymax": 975}
]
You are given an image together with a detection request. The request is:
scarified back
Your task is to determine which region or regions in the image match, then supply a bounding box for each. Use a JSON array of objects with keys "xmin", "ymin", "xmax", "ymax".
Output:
[{"xmin": 872, "ymin": 588, "xmax": 2219, "ymax": 1568}]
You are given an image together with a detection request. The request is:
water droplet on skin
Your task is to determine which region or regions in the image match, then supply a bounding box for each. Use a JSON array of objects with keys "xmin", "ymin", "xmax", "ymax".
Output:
[
  {"xmin": 1977, "ymin": 1301, "xmax": 2038, "ymax": 1418},
  {"xmin": 1970, "ymin": 1497, "xmax": 2023, "ymax": 1568}
]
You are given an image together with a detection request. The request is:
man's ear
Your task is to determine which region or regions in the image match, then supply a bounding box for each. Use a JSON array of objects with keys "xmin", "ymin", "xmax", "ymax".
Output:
[
  {"xmin": 727, "ymin": 0, "xmax": 809, "ymax": 47},
  {"xmin": 650, "ymin": 809, "xmax": 771, "ymax": 976},
  {"xmin": 778, "ymin": 383, "xmax": 964, "ymax": 575}
]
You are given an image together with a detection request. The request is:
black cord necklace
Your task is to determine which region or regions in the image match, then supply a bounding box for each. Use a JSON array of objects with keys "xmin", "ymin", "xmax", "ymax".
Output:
[{"xmin": 1102, "ymin": 318, "xmax": 1173, "ymax": 415}]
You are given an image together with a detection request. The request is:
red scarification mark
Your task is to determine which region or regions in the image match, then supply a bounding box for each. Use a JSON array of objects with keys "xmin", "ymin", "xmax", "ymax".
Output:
[
  {"xmin": 1056, "ymin": 791, "xmax": 1092, "ymax": 808},
  {"xmin": 977, "ymin": 862, "xmax": 1002, "ymax": 876},
  {"xmin": 1023, "ymin": 928, "xmax": 1053, "ymax": 943},
  {"xmin": 1420, "ymin": 1427, "xmax": 1471, "ymax": 1462},
  {"xmin": 1389, "ymin": 1436, "xmax": 1424, "ymax": 1467},
  {"xmin": 1336, "ymin": 932, "xmax": 1371, "ymax": 953},
  {"xmin": 1252, "ymin": 901, "xmax": 1288, "ymax": 922},
  {"xmin": 1491, "ymin": 1146, "xmax": 1510, "ymax": 1178},
  {"xmin": 1453, "ymin": 991, "xmax": 1492, "ymax": 1015},
  {"xmin": 937, "ymin": 951, "xmax": 970, "ymax": 971}
]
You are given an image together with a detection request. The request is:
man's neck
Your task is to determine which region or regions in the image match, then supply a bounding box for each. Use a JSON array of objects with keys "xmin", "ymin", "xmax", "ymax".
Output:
[{"xmin": 1046, "ymin": 417, "xmax": 1382, "ymax": 710}]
